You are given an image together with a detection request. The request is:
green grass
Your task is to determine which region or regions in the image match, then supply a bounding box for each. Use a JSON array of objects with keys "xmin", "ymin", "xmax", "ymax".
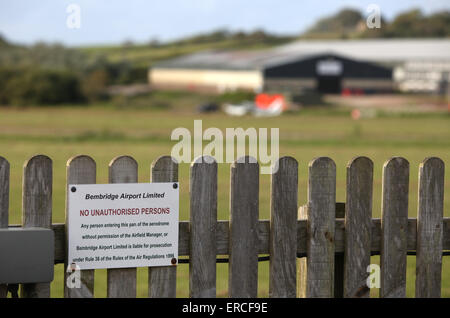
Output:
[{"xmin": 0, "ymin": 100, "xmax": 448, "ymax": 298}]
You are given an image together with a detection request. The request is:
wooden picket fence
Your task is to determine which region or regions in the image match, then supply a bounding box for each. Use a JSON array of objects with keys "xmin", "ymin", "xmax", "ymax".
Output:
[{"xmin": 0, "ymin": 154, "xmax": 447, "ymax": 298}]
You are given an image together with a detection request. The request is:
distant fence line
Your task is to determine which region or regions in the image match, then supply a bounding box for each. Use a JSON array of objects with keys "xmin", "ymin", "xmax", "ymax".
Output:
[{"xmin": 0, "ymin": 154, "xmax": 447, "ymax": 298}]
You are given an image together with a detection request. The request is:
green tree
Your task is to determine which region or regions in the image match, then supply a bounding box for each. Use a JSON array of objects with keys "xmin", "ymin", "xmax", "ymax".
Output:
[
  {"xmin": 304, "ymin": 8, "xmax": 364, "ymax": 37},
  {"xmin": 0, "ymin": 68, "xmax": 83, "ymax": 106},
  {"xmin": 81, "ymin": 69, "xmax": 109, "ymax": 101}
]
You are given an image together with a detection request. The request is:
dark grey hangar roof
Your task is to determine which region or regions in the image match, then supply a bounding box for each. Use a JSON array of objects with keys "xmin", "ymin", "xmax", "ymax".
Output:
[{"xmin": 152, "ymin": 39, "xmax": 450, "ymax": 71}]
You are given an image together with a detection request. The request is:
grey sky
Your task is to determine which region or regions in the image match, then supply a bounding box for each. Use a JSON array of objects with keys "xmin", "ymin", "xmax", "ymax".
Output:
[{"xmin": 0, "ymin": 0, "xmax": 448, "ymax": 46}]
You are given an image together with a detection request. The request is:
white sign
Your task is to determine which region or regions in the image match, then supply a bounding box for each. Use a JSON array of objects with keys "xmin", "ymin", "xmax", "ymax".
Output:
[
  {"xmin": 67, "ymin": 182, "xmax": 179, "ymax": 270},
  {"xmin": 316, "ymin": 60, "xmax": 343, "ymax": 76}
]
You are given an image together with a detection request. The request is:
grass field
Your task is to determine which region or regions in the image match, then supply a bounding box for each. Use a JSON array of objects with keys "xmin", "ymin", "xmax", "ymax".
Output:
[{"xmin": 0, "ymin": 95, "xmax": 449, "ymax": 297}]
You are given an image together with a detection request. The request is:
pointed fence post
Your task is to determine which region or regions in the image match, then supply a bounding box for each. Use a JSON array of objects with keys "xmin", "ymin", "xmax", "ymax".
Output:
[
  {"xmin": 380, "ymin": 157, "xmax": 409, "ymax": 298},
  {"xmin": 21, "ymin": 155, "xmax": 52, "ymax": 298},
  {"xmin": 148, "ymin": 156, "xmax": 178, "ymax": 298},
  {"xmin": 189, "ymin": 156, "xmax": 217, "ymax": 298},
  {"xmin": 107, "ymin": 156, "xmax": 138, "ymax": 298},
  {"xmin": 64, "ymin": 155, "xmax": 96, "ymax": 298},
  {"xmin": 298, "ymin": 157, "xmax": 336, "ymax": 298},
  {"xmin": 229, "ymin": 156, "xmax": 259, "ymax": 298},
  {"xmin": 344, "ymin": 157, "xmax": 373, "ymax": 298},
  {"xmin": 416, "ymin": 157, "xmax": 444, "ymax": 298},
  {"xmin": 269, "ymin": 156, "xmax": 298, "ymax": 298}
]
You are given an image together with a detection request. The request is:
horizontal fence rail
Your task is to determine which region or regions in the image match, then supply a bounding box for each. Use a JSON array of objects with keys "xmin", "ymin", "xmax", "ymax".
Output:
[
  {"xmin": 0, "ymin": 154, "xmax": 447, "ymax": 298},
  {"xmin": 28, "ymin": 217, "xmax": 450, "ymax": 262}
]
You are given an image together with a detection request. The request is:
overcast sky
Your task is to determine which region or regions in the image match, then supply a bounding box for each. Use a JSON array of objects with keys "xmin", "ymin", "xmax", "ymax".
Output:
[{"xmin": 0, "ymin": 0, "xmax": 449, "ymax": 46}]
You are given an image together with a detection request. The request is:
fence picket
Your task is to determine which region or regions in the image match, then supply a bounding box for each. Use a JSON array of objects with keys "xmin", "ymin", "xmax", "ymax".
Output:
[
  {"xmin": 299, "ymin": 157, "xmax": 336, "ymax": 298},
  {"xmin": 0, "ymin": 153, "xmax": 446, "ymax": 298},
  {"xmin": 344, "ymin": 157, "xmax": 373, "ymax": 298},
  {"xmin": 416, "ymin": 157, "xmax": 445, "ymax": 297},
  {"xmin": 149, "ymin": 156, "xmax": 178, "ymax": 298},
  {"xmin": 21, "ymin": 155, "xmax": 52, "ymax": 298},
  {"xmin": 64, "ymin": 155, "xmax": 96, "ymax": 298},
  {"xmin": 380, "ymin": 157, "xmax": 409, "ymax": 298},
  {"xmin": 0, "ymin": 157, "xmax": 9, "ymax": 298},
  {"xmin": 269, "ymin": 156, "xmax": 298, "ymax": 298},
  {"xmin": 107, "ymin": 156, "xmax": 138, "ymax": 298},
  {"xmin": 189, "ymin": 156, "xmax": 217, "ymax": 298},
  {"xmin": 229, "ymin": 156, "xmax": 259, "ymax": 298}
]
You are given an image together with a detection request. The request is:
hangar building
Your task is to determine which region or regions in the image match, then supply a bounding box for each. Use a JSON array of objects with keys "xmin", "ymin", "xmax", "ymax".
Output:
[{"xmin": 149, "ymin": 39, "xmax": 450, "ymax": 94}]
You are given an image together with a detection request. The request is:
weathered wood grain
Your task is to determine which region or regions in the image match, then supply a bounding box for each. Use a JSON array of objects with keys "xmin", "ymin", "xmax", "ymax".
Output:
[
  {"xmin": 0, "ymin": 157, "xmax": 9, "ymax": 298},
  {"xmin": 229, "ymin": 156, "xmax": 259, "ymax": 298},
  {"xmin": 189, "ymin": 156, "xmax": 217, "ymax": 298},
  {"xmin": 107, "ymin": 156, "xmax": 137, "ymax": 298},
  {"xmin": 344, "ymin": 157, "xmax": 373, "ymax": 298},
  {"xmin": 300, "ymin": 157, "xmax": 336, "ymax": 298},
  {"xmin": 64, "ymin": 155, "xmax": 96, "ymax": 298},
  {"xmin": 269, "ymin": 156, "xmax": 298, "ymax": 298},
  {"xmin": 148, "ymin": 156, "xmax": 178, "ymax": 298},
  {"xmin": 416, "ymin": 157, "xmax": 445, "ymax": 298},
  {"xmin": 21, "ymin": 155, "xmax": 52, "ymax": 298},
  {"xmin": 380, "ymin": 157, "xmax": 409, "ymax": 298}
]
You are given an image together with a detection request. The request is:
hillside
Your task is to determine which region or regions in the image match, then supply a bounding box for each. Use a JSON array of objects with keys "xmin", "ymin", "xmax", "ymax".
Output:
[
  {"xmin": 0, "ymin": 7, "xmax": 449, "ymax": 106},
  {"xmin": 302, "ymin": 8, "xmax": 450, "ymax": 39},
  {"xmin": 79, "ymin": 29, "xmax": 294, "ymax": 68},
  {"xmin": 80, "ymin": 8, "xmax": 450, "ymax": 67},
  {"xmin": 301, "ymin": 8, "xmax": 367, "ymax": 39}
]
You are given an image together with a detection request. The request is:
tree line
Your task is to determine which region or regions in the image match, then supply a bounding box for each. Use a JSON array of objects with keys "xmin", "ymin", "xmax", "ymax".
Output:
[{"xmin": 0, "ymin": 8, "xmax": 448, "ymax": 106}]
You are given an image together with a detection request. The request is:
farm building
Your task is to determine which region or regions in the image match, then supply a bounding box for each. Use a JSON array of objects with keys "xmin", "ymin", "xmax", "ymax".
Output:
[{"xmin": 149, "ymin": 39, "xmax": 450, "ymax": 94}]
